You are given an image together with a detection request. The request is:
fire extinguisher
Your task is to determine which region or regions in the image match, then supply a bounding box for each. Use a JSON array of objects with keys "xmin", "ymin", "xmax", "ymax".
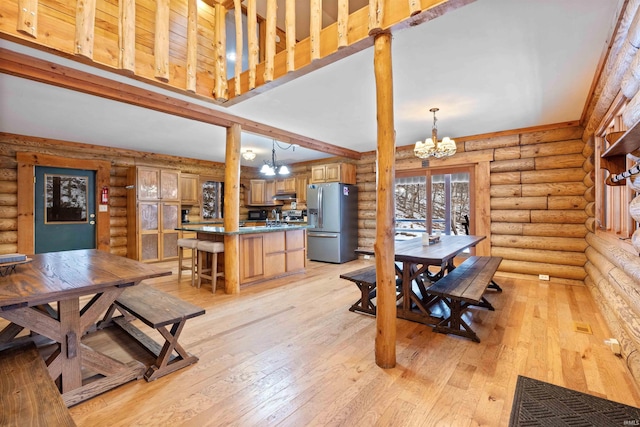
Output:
[{"xmin": 101, "ymin": 186, "xmax": 109, "ymax": 204}]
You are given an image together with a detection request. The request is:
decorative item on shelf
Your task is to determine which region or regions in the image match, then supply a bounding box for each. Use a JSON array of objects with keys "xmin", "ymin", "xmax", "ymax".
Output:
[
  {"xmin": 242, "ymin": 150, "xmax": 257, "ymax": 161},
  {"xmin": 414, "ymin": 107, "xmax": 457, "ymax": 159},
  {"xmin": 260, "ymin": 139, "xmax": 295, "ymax": 176}
]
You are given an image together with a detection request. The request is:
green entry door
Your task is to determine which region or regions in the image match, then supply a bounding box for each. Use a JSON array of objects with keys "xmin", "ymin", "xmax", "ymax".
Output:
[{"xmin": 35, "ymin": 166, "xmax": 96, "ymax": 253}]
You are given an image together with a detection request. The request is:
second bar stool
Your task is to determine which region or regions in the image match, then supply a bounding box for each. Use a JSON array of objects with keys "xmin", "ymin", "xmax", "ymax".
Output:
[
  {"xmin": 177, "ymin": 238, "xmax": 199, "ymax": 287},
  {"xmin": 196, "ymin": 240, "xmax": 224, "ymax": 293}
]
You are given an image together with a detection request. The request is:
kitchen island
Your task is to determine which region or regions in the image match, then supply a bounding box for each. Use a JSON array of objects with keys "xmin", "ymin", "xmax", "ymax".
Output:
[{"xmin": 177, "ymin": 224, "xmax": 308, "ymax": 287}]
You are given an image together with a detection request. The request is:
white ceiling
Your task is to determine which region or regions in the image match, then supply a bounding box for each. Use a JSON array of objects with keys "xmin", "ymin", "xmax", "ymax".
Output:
[{"xmin": 0, "ymin": 0, "xmax": 623, "ymax": 170}]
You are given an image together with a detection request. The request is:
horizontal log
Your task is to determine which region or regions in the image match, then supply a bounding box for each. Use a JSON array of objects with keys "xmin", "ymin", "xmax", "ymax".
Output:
[
  {"xmin": 520, "ymin": 127, "xmax": 584, "ymax": 144},
  {"xmin": 493, "ymin": 146, "xmax": 521, "ymax": 161},
  {"xmin": 110, "ymin": 236, "xmax": 127, "ymax": 248},
  {"xmin": 534, "ymin": 154, "xmax": 585, "ymax": 170},
  {"xmin": 110, "ymin": 246, "xmax": 127, "ymax": 256},
  {"xmin": 587, "ymin": 233, "xmax": 640, "ymax": 283},
  {"xmin": 497, "ymin": 270, "xmax": 584, "ymax": 287},
  {"xmin": 110, "ymin": 207, "xmax": 127, "ymax": 218},
  {"xmin": 530, "ymin": 210, "xmax": 588, "ymax": 224},
  {"xmin": 463, "ymin": 134, "xmax": 519, "ymax": 151},
  {"xmin": 110, "ymin": 216, "xmax": 127, "ymax": 227},
  {"xmin": 585, "ymin": 202, "xmax": 595, "ymax": 217},
  {"xmin": 490, "ymin": 158, "xmax": 535, "ymax": 173},
  {"xmin": 492, "ymin": 246, "xmax": 585, "ymax": 266},
  {"xmin": 0, "ymin": 218, "xmax": 17, "ymax": 232},
  {"xmin": 522, "ymin": 223, "xmax": 587, "ymax": 238},
  {"xmin": 522, "ymin": 182, "xmax": 587, "ymax": 197},
  {"xmin": 490, "ymin": 185, "xmax": 522, "ymax": 197},
  {"xmin": 492, "ymin": 234, "xmax": 588, "ymax": 252},
  {"xmin": 520, "ymin": 139, "xmax": 584, "ymax": 157},
  {"xmin": 0, "ymin": 194, "xmax": 17, "ymax": 206},
  {"xmin": 0, "ymin": 169, "xmax": 17, "ymax": 181},
  {"xmin": 520, "ymin": 168, "xmax": 586, "ymax": 184},
  {"xmin": 491, "ymin": 210, "xmax": 531, "ymax": 223},
  {"xmin": 491, "ymin": 197, "xmax": 547, "ymax": 210},
  {"xmin": 0, "ymin": 206, "xmax": 17, "ymax": 218},
  {"xmin": 110, "ymin": 226, "xmax": 127, "ymax": 237},
  {"xmin": 585, "ymin": 217, "xmax": 596, "ymax": 233},
  {"xmin": 110, "ymin": 175, "xmax": 128, "ymax": 187},
  {"xmin": 109, "ymin": 196, "xmax": 127, "ymax": 208},
  {"xmin": 547, "ymin": 196, "xmax": 588, "ymax": 210},
  {"xmin": 490, "ymin": 172, "xmax": 521, "ymax": 185},
  {"xmin": 0, "ymin": 243, "xmax": 18, "ymax": 254},
  {"xmin": 497, "ymin": 259, "xmax": 585, "ymax": 280},
  {"xmin": 491, "ymin": 223, "xmax": 523, "ymax": 235},
  {"xmin": 0, "ymin": 231, "xmax": 18, "ymax": 244}
]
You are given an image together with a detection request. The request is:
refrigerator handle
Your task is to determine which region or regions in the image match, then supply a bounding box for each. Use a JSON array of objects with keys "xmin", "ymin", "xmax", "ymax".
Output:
[{"xmin": 318, "ymin": 187, "xmax": 323, "ymax": 229}]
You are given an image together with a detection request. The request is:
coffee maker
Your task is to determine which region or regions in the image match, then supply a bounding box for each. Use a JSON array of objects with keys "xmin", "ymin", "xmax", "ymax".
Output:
[{"xmin": 181, "ymin": 209, "xmax": 190, "ymax": 223}]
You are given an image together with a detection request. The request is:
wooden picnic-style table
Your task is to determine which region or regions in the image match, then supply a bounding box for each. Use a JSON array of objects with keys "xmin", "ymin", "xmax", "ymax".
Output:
[
  {"xmin": 0, "ymin": 249, "xmax": 171, "ymax": 406},
  {"xmin": 356, "ymin": 234, "xmax": 485, "ymax": 325}
]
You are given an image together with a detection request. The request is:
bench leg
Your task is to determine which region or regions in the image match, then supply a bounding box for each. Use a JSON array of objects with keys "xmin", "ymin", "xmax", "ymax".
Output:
[
  {"xmin": 349, "ymin": 280, "xmax": 377, "ymax": 316},
  {"xmin": 433, "ymin": 299, "xmax": 481, "ymax": 343},
  {"xmin": 488, "ymin": 279, "xmax": 502, "ymax": 292},
  {"xmin": 145, "ymin": 319, "xmax": 199, "ymax": 381}
]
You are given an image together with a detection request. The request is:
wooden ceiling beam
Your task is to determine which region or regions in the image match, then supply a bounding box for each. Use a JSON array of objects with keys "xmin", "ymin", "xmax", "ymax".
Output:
[{"xmin": 0, "ymin": 48, "xmax": 361, "ymax": 160}]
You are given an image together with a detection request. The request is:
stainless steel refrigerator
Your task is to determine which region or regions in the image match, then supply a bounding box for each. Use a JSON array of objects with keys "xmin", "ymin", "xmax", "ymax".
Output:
[{"xmin": 307, "ymin": 182, "xmax": 358, "ymax": 263}]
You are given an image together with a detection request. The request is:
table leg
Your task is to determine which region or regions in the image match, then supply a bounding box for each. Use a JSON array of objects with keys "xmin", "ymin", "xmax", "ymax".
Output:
[{"xmin": 58, "ymin": 298, "xmax": 82, "ymax": 393}]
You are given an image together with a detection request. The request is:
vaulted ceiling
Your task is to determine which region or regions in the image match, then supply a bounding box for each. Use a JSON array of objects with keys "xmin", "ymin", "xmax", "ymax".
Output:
[{"xmin": 0, "ymin": 0, "xmax": 624, "ymax": 169}]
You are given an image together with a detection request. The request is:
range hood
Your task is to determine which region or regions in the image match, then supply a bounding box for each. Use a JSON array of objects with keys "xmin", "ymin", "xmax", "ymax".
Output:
[{"xmin": 273, "ymin": 193, "xmax": 297, "ymax": 201}]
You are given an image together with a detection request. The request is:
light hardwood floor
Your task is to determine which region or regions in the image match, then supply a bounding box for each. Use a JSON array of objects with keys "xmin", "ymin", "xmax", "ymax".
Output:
[{"xmin": 58, "ymin": 259, "xmax": 640, "ymax": 426}]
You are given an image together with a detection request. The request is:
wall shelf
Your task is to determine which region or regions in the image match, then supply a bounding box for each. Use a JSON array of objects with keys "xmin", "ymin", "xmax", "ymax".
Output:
[{"xmin": 601, "ymin": 119, "xmax": 640, "ymax": 186}]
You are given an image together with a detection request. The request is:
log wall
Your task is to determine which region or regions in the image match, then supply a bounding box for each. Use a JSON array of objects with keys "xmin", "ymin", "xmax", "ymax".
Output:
[{"xmin": 355, "ymin": 125, "xmax": 589, "ymax": 286}]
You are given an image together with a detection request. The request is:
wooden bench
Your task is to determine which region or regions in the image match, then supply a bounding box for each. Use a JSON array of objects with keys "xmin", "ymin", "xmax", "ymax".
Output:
[
  {"xmin": 340, "ymin": 266, "xmax": 378, "ymax": 315},
  {"xmin": 427, "ymin": 256, "xmax": 503, "ymax": 342},
  {"xmin": 0, "ymin": 342, "xmax": 76, "ymax": 426},
  {"xmin": 101, "ymin": 284, "xmax": 205, "ymax": 381}
]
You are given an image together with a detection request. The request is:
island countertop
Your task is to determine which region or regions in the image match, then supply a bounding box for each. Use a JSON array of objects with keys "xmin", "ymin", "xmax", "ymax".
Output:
[{"xmin": 176, "ymin": 224, "xmax": 309, "ymax": 235}]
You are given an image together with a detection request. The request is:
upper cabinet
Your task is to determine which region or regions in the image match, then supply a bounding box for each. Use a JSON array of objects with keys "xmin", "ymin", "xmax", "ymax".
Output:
[
  {"xmin": 248, "ymin": 179, "xmax": 281, "ymax": 206},
  {"xmin": 295, "ymin": 176, "xmax": 308, "ymax": 203},
  {"xmin": 180, "ymin": 173, "xmax": 199, "ymax": 204},
  {"xmin": 136, "ymin": 167, "xmax": 180, "ymax": 201},
  {"xmin": 310, "ymin": 163, "xmax": 356, "ymax": 185},
  {"xmin": 275, "ymin": 178, "xmax": 296, "ymax": 194}
]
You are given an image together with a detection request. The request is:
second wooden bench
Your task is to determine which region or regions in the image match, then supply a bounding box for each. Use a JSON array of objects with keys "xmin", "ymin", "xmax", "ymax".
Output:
[
  {"xmin": 101, "ymin": 284, "xmax": 205, "ymax": 381},
  {"xmin": 427, "ymin": 256, "xmax": 503, "ymax": 342}
]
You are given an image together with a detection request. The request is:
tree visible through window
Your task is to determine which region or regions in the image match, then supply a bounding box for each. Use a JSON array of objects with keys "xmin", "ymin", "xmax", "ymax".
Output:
[{"xmin": 395, "ymin": 169, "xmax": 471, "ymax": 239}]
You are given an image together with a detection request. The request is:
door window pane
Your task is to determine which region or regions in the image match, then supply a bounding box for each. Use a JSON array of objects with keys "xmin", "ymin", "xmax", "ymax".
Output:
[{"xmin": 44, "ymin": 174, "xmax": 88, "ymax": 223}]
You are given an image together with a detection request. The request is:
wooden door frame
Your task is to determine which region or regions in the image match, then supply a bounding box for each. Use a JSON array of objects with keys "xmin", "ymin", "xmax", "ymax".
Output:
[{"xmin": 17, "ymin": 152, "xmax": 111, "ymax": 254}]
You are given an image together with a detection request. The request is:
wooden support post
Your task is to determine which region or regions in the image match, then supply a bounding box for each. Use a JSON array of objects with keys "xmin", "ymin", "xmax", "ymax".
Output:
[
  {"xmin": 373, "ymin": 32, "xmax": 396, "ymax": 369},
  {"xmin": 119, "ymin": 0, "xmax": 135, "ymax": 73},
  {"xmin": 369, "ymin": 0, "xmax": 384, "ymax": 35},
  {"xmin": 264, "ymin": 0, "xmax": 277, "ymax": 83},
  {"xmin": 233, "ymin": 0, "xmax": 243, "ymax": 95},
  {"xmin": 186, "ymin": 0, "xmax": 198, "ymax": 92},
  {"xmin": 75, "ymin": 0, "xmax": 96, "ymax": 58},
  {"xmin": 247, "ymin": 0, "xmax": 258, "ymax": 90},
  {"xmin": 310, "ymin": 0, "xmax": 322, "ymax": 61},
  {"xmin": 213, "ymin": 3, "xmax": 228, "ymax": 101},
  {"xmin": 154, "ymin": 0, "xmax": 170, "ymax": 82},
  {"xmin": 17, "ymin": 0, "xmax": 38, "ymax": 38},
  {"xmin": 285, "ymin": 0, "xmax": 296, "ymax": 72},
  {"xmin": 337, "ymin": 0, "xmax": 349, "ymax": 49},
  {"xmin": 224, "ymin": 124, "xmax": 241, "ymax": 294}
]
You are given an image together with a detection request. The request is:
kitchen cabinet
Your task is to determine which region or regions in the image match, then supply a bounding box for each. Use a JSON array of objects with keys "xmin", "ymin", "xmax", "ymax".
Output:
[
  {"xmin": 127, "ymin": 166, "xmax": 181, "ymax": 262},
  {"xmin": 295, "ymin": 176, "xmax": 308, "ymax": 203},
  {"xmin": 275, "ymin": 177, "xmax": 296, "ymax": 194},
  {"xmin": 310, "ymin": 163, "xmax": 356, "ymax": 185},
  {"xmin": 247, "ymin": 179, "xmax": 281, "ymax": 206},
  {"xmin": 239, "ymin": 229, "xmax": 306, "ymax": 284},
  {"xmin": 180, "ymin": 173, "xmax": 199, "ymax": 205}
]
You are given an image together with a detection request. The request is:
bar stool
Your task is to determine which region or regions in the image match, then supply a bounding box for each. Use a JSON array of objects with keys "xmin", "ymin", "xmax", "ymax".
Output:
[
  {"xmin": 197, "ymin": 240, "xmax": 224, "ymax": 293},
  {"xmin": 177, "ymin": 238, "xmax": 199, "ymax": 287}
]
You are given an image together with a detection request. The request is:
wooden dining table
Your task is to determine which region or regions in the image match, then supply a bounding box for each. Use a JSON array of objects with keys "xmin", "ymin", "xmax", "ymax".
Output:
[
  {"xmin": 356, "ymin": 234, "xmax": 485, "ymax": 325},
  {"xmin": 0, "ymin": 249, "xmax": 171, "ymax": 407}
]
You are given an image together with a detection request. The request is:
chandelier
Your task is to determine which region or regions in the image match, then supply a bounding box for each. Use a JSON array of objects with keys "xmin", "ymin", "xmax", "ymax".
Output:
[
  {"xmin": 242, "ymin": 149, "xmax": 256, "ymax": 161},
  {"xmin": 414, "ymin": 107, "xmax": 457, "ymax": 159},
  {"xmin": 260, "ymin": 140, "xmax": 290, "ymax": 176}
]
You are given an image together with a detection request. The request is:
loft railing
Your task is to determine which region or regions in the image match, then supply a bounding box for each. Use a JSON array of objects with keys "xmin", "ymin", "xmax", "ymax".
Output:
[{"xmin": 1, "ymin": 0, "xmax": 471, "ymax": 106}]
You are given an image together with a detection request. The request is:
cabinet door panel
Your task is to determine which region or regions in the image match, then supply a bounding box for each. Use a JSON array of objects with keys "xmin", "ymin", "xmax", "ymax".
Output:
[
  {"xmin": 140, "ymin": 203, "xmax": 159, "ymax": 231},
  {"xmin": 161, "ymin": 170, "xmax": 180, "ymax": 200},
  {"xmin": 311, "ymin": 166, "xmax": 325, "ymax": 183},
  {"xmin": 141, "ymin": 234, "xmax": 159, "ymax": 261},
  {"xmin": 162, "ymin": 203, "xmax": 179, "ymax": 230},
  {"xmin": 264, "ymin": 253, "xmax": 286, "ymax": 277},
  {"xmin": 240, "ymin": 235, "xmax": 264, "ymax": 281},
  {"xmin": 138, "ymin": 169, "xmax": 159, "ymax": 200},
  {"xmin": 162, "ymin": 232, "xmax": 179, "ymax": 258},
  {"xmin": 325, "ymin": 164, "xmax": 340, "ymax": 182},
  {"xmin": 286, "ymin": 250, "xmax": 305, "ymax": 272}
]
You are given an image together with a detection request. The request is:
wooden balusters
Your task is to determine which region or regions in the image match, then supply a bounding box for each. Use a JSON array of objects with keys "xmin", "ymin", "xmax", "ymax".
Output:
[
  {"xmin": 247, "ymin": 0, "xmax": 258, "ymax": 90},
  {"xmin": 119, "ymin": 0, "xmax": 135, "ymax": 73},
  {"xmin": 373, "ymin": 31, "xmax": 396, "ymax": 369},
  {"xmin": 369, "ymin": 0, "xmax": 384, "ymax": 35},
  {"xmin": 213, "ymin": 3, "xmax": 228, "ymax": 101},
  {"xmin": 286, "ymin": 0, "xmax": 296, "ymax": 72},
  {"xmin": 337, "ymin": 0, "xmax": 349, "ymax": 49},
  {"xmin": 154, "ymin": 0, "xmax": 170, "ymax": 82},
  {"xmin": 186, "ymin": 0, "xmax": 198, "ymax": 92},
  {"xmin": 75, "ymin": 0, "xmax": 96, "ymax": 58},
  {"xmin": 233, "ymin": 0, "xmax": 243, "ymax": 95},
  {"xmin": 17, "ymin": 0, "xmax": 37, "ymax": 38},
  {"xmin": 409, "ymin": 0, "xmax": 421, "ymax": 16},
  {"xmin": 310, "ymin": 0, "xmax": 322, "ymax": 61},
  {"xmin": 264, "ymin": 0, "xmax": 277, "ymax": 83}
]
